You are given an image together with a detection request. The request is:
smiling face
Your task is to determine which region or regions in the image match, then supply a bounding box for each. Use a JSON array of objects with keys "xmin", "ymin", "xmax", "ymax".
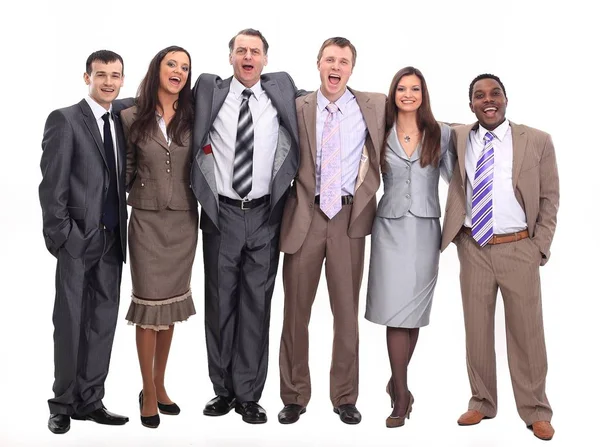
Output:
[
  {"xmin": 229, "ymin": 34, "xmax": 267, "ymax": 88},
  {"xmin": 469, "ymin": 78, "xmax": 507, "ymax": 131},
  {"xmin": 84, "ymin": 60, "xmax": 124, "ymax": 110},
  {"xmin": 159, "ymin": 51, "xmax": 190, "ymax": 96},
  {"xmin": 395, "ymin": 74, "xmax": 422, "ymax": 113},
  {"xmin": 317, "ymin": 44, "xmax": 353, "ymax": 102}
]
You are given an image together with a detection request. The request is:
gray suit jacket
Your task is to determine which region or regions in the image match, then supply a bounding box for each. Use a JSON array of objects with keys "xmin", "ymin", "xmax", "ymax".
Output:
[
  {"xmin": 39, "ymin": 99, "xmax": 128, "ymax": 260},
  {"xmin": 377, "ymin": 123, "xmax": 455, "ymax": 219},
  {"xmin": 191, "ymin": 72, "xmax": 300, "ymax": 233}
]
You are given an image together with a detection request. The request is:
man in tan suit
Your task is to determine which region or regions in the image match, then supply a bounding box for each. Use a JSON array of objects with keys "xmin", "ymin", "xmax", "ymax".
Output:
[
  {"xmin": 277, "ymin": 37, "xmax": 385, "ymax": 425},
  {"xmin": 441, "ymin": 74, "xmax": 559, "ymax": 441}
]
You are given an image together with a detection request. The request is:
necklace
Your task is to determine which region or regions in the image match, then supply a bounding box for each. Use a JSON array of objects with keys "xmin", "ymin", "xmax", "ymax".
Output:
[{"xmin": 397, "ymin": 124, "xmax": 419, "ymax": 144}]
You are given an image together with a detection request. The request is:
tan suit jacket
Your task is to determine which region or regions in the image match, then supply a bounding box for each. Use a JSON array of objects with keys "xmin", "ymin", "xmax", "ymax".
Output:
[
  {"xmin": 441, "ymin": 121, "xmax": 559, "ymax": 265},
  {"xmin": 121, "ymin": 106, "xmax": 197, "ymax": 211},
  {"xmin": 280, "ymin": 88, "xmax": 386, "ymax": 254}
]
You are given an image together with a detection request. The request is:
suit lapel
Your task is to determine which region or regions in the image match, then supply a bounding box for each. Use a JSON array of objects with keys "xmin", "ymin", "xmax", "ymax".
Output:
[
  {"xmin": 302, "ymin": 92, "xmax": 318, "ymax": 167},
  {"xmin": 113, "ymin": 113, "xmax": 127, "ymax": 197},
  {"xmin": 352, "ymin": 89, "xmax": 379, "ymax": 191},
  {"xmin": 150, "ymin": 123, "xmax": 170, "ymax": 150},
  {"xmin": 457, "ymin": 124, "xmax": 476, "ymax": 185},
  {"xmin": 79, "ymin": 100, "xmax": 108, "ymax": 170},
  {"xmin": 510, "ymin": 122, "xmax": 527, "ymax": 191}
]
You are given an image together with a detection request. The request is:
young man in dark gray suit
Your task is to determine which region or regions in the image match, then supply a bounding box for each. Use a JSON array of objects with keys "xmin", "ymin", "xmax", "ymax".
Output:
[
  {"xmin": 191, "ymin": 28, "xmax": 301, "ymax": 424},
  {"xmin": 39, "ymin": 50, "xmax": 129, "ymax": 434}
]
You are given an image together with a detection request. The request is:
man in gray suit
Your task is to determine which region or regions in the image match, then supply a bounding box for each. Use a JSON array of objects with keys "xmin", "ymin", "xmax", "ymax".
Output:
[
  {"xmin": 39, "ymin": 50, "xmax": 130, "ymax": 434},
  {"xmin": 191, "ymin": 28, "xmax": 301, "ymax": 424}
]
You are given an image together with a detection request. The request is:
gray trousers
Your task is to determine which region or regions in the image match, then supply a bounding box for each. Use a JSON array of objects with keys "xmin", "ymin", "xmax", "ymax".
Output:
[
  {"xmin": 49, "ymin": 229, "xmax": 122, "ymax": 415},
  {"xmin": 203, "ymin": 200, "xmax": 280, "ymax": 403}
]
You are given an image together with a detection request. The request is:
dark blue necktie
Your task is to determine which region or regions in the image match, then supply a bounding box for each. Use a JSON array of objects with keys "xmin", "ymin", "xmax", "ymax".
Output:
[{"xmin": 101, "ymin": 112, "xmax": 119, "ymax": 230}]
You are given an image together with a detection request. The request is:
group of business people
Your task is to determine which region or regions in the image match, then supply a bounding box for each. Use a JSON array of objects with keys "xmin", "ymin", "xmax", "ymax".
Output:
[{"xmin": 38, "ymin": 28, "xmax": 559, "ymax": 442}]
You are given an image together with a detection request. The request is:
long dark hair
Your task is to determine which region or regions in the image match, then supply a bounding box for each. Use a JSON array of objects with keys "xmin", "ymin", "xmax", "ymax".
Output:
[
  {"xmin": 382, "ymin": 67, "xmax": 441, "ymax": 169},
  {"xmin": 129, "ymin": 46, "xmax": 193, "ymax": 147}
]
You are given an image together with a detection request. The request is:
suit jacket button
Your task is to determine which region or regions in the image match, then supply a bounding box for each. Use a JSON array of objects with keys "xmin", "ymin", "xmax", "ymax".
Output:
[
  {"xmin": 309, "ymin": 203, "xmax": 313, "ymax": 209},
  {"xmin": 166, "ymin": 168, "xmax": 171, "ymax": 173},
  {"xmin": 141, "ymin": 182, "xmax": 145, "ymax": 187}
]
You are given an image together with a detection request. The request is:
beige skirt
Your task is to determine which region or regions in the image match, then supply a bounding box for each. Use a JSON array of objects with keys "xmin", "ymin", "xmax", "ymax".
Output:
[{"xmin": 125, "ymin": 207, "xmax": 198, "ymax": 330}]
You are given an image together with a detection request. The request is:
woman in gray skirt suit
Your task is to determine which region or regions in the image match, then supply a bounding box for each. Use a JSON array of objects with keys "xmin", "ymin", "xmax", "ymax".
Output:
[
  {"xmin": 121, "ymin": 46, "xmax": 197, "ymax": 428},
  {"xmin": 365, "ymin": 67, "xmax": 455, "ymax": 427}
]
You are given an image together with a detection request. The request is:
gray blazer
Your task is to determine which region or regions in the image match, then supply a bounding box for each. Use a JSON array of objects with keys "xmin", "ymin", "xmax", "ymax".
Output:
[
  {"xmin": 39, "ymin": 99, "xmax": 128, "ymax": 260},
  {"xmin": 376, "ymin": 123, "xmax": 455, "ymax": 219},
  {"xmin": 191, "ymin": 72, "xmax": 300, "ymax": 233}
]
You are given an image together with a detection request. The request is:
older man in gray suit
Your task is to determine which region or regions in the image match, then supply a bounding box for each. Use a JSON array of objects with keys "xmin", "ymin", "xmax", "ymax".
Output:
[
  {"xmin": 191, "ymin": 28, "xmax": 301, "ymax": 424},
  {"xmin": 39, "ymin": 50, "xmax": 130, "ymax": 434}
]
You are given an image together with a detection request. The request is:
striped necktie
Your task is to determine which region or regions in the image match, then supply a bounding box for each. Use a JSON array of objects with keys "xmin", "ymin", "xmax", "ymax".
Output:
[
  {"xmin": 472, "ymin": 131, "xmax": 495, "ymax": 246},
  {"xmin": 233, "ymin": 88, "xmax": 254, "ymax": 199},
  {"xmin": 319, "ymin": 103, "xmax": 342, "ymax": 219}
]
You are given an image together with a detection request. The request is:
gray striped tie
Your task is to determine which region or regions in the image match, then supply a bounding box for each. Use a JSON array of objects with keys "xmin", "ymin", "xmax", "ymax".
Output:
[{"xmin": 233, "ymin": 88, "xmax": 254, "ymax": 199}]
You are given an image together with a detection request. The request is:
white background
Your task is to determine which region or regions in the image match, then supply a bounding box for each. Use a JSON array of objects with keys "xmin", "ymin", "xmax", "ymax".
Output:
[{"xmin": 1, "ymin": 0, "xmax": 598, "ymax": 446}]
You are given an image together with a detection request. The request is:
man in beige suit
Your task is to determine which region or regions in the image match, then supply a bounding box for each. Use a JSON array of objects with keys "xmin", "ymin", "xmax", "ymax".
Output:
[
  {"xmin": 441, "ymin": 74, "xmax": 559, "ymax": 441},
  {"xmin": 277, "ymin": 37, "xmax": 385, "ymax": 425}
]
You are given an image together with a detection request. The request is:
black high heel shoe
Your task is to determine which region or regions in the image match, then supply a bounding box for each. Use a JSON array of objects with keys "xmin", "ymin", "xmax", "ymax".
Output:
[
  {"xmin": 158, "ymin": 401, "xmax": 180, "ymax": 416},
  {"xmin": 139, "ymin": 390, "xmax": 160, "ymax": 428}
]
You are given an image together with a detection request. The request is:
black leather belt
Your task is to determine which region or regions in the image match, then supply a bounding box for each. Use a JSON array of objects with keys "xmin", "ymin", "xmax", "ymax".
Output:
[
  {"xmin": 219, "ymin": 194, "xmax": 270, "ymax": 210},
  {"xmin": 314, "ymin": 194, "xmax": 353, "ymax": 205}
]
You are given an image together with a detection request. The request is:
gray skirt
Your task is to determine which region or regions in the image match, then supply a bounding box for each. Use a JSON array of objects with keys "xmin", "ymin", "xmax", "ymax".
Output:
[
  {"xmin": 125, "ymin": 207, "xmax": 198, "ymax": 331},
  {"xmin": 365, "ymin": 213, "xmax": 440, "ymax": 328}
]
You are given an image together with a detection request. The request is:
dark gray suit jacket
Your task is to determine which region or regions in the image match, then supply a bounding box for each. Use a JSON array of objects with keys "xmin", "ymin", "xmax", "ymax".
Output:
[
  {"xmin": 39, "ymin": 99, "xmax": 128, "ymax": 261},
  {"xmin": 191, "ymin": 72, "xmax": 301, "ymax": 233}
]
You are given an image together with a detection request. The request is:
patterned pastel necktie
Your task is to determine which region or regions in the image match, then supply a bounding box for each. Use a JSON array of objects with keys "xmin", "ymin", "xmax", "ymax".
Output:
[
  {"xmin": 319, "ymin": 103, "xmax": 342, "ymax": 219},
  {"xmin": 472, "ymin": 131, "xmax": 495, "ymax": 246},
  {"xmin": 233, "ymin": 88, "xmax": 254, "ymax": 199}
]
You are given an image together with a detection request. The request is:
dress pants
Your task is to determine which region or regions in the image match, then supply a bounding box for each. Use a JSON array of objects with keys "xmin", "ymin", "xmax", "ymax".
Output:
[
  {"xmin": 455, "ymin": 231, "xmax": 553, "ymax": 425},
  {"xmin": 279, "ymin": 204, "xmax": 365, "ymax": 407},
  {"xmin": 49, "ymin": 228, "xmax": 122, "ymax": 415},
  {"xmin": 202, "ymin": 200, "xmax": 279, "ymax": 403}
]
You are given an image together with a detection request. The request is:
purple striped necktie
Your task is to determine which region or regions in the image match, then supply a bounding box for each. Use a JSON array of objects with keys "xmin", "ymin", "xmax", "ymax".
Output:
[
  {"xmin": 319, "ymin": 103, "xmax": 342, "ymax": 219},
  {"xmin": 472, "ymin": 131, "xmax": 495, "ymax": 246}
]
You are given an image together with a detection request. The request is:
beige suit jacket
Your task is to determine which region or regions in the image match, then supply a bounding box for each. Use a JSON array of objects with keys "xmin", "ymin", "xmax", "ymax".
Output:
[
  {"xmin": 441, "ymin": 121, "xmax": 559, "ymax": 265},
  {"xmin": 280, "ymin": 88, "xmax": 386, "ymax": 254},
  {"xmin": 121, "ymin": 106, "xmax": 197, "ymax": 211}
]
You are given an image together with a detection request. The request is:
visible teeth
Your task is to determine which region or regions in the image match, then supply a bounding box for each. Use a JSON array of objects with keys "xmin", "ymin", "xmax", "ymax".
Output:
[
  {"xmin": 170, "ymin": 77, "xmax": 181, "ymax": 82},
  {"xmin": 484, "ymin": 107, "xmax": 496, "ymax": 112},
  {"xmin": 330, "ymin": 74, "xmax": 340, "ymax": 79}
]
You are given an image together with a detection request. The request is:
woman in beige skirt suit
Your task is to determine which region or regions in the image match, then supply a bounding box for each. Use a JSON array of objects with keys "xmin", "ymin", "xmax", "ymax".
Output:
[{"xmin": 121, "ymin": 46, "xmax": 197, "ymax": 428}]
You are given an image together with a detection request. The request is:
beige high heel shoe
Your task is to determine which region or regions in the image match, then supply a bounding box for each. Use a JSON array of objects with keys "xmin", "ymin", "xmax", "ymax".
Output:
[{"xmin": 385, "ymin": 380, "xmax": 414, "ymax": 429}]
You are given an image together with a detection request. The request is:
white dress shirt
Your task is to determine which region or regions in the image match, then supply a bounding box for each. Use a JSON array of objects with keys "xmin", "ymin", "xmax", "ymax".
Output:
[
  {"xmin": 464, "ymin": 119, "xmax": 527, "ymax": 233},
  {"xmin": 84, "ymin": 96, "xmax": 119, "ymax": 173},
  {"xmin": 210, "ymin": 77, "xmax": 279, "ymax": 200}
]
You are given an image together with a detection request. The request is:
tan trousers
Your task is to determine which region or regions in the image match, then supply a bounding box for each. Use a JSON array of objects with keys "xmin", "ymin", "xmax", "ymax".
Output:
[
  {"xmin": 279, "ymin": 204, "xmax": 365, "ymax": 407},
  {"xmin": 456, "ymin": 231, "xmax": 553, "ymax": 425}
]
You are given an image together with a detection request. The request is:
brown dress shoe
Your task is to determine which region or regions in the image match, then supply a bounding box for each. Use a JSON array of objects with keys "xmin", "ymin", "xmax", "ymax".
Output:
[
  {"xmin": 529, "ymin": 421, "xmax": 554, "ymax": 441},
  {"xmin": 457, "ymin": 410, "xmax": 490, "ymax": 426}
]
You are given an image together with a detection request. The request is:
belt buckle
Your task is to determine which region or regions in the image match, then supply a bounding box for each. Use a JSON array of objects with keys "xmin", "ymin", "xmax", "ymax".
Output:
[{"xmin": 240, "ymin": 198, "xmax": 251, "ymax": 210}]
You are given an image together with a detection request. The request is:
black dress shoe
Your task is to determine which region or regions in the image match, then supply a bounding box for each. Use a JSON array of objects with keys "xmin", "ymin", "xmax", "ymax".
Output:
[
  {"xmin": 139, "ymin": 390, "xmax": 160, "ymax": 428},
  {"xmin": 72, "ymin": 406, "xmax": 129, "ymax": 425},
  {"xmin": 333, "ymin": 404, "xmax": 362, "ymax": 425},
  {"xmin": 203, "ymin": 395, "xmax": 236, "ymax": 416},
  {"xmin": 235, "ymin": 401, "xmax": 267, "ymax": 424},
  {"xmin": 278, "ymin": 404, "xmax": 306, "ymax": 424},
  {"xmin": 158, "ymin": 401, "xmax": 180, "ymax": 415},
  {"xmin": 48, "ymin": 414, "xmax": 70, "ymax": 434}
]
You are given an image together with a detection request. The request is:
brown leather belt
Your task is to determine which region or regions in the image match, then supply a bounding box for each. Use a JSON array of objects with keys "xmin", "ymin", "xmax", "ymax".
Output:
[
  {"xmin": 462, "ymin": 226, "xmax": 529, "ymax": 245},
  {"xmin": 314, "ymin": 194, "xmax": 353, "ymax": 205}
]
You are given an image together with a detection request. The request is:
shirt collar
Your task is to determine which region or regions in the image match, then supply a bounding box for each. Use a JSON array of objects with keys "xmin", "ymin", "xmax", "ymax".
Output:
[
  {"xmin": 231, "ymin": 76, "xmax": 264, "ymax": 100},
  {"xmin": 477, "ymin": 119, "xmax": 509, "ymax": 142},
  {"xmin": 317, "ymin": 88, "xmax": 354, "ymax": 115},
  {"xmin": 84, "ymin": 95, "xmax": 113, "ymax": 120}
]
